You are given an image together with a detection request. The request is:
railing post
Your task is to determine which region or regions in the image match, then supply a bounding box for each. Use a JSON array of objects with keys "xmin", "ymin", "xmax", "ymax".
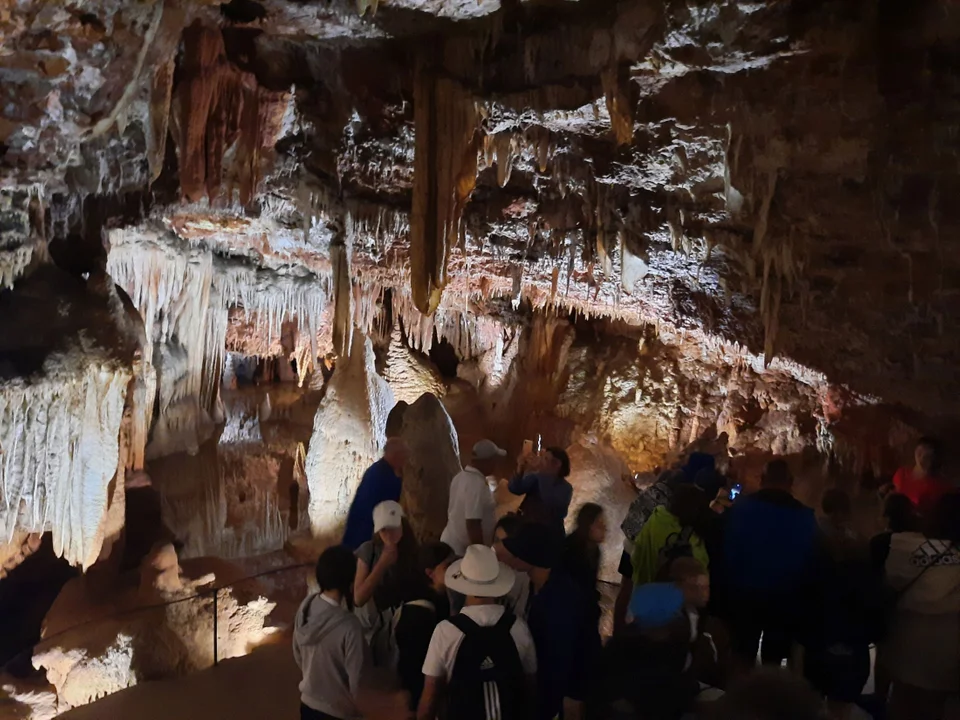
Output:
[{"xmin": 212, "ymin": 587, "xmax": 219, "ymax": 667}]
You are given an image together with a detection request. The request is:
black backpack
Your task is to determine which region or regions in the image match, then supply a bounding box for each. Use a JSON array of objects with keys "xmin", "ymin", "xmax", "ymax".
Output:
[
  {"xmin": 657, "ymin": 526, "xmax": 695, "ymax": 576},
  {"xmin": 447, "ymin": 611, "xmax": 527, "ymax": 720}
]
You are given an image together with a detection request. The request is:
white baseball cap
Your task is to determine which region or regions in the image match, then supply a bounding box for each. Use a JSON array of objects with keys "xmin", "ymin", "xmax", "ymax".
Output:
[
  {"xmin": 472, "ymin": 439, "xmax": 507, "ymax": 461},
  {"xmin": 445, "ymin": 545, "xmax": 515, "ymax": 598},
  {"xmin": 372, "ymin": 500, "xmax": 404, "ymax": 534}
]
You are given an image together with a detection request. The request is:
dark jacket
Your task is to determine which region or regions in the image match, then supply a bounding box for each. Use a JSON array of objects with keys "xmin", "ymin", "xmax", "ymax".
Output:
[
  {"xmin": 586, "ymin": 624, "xmax": 699, "ymax": 720},
  {"xmin": 509, "ymin": 471, "xmax": 573, "ymax": 528},
  {"xmin": 527, "ymin": 568, "xmax": 589, "ymax": 718},
  {"xmin": 394, "ymin": 590, "xmax": 449, "ymax": 710},
  {"xmin": 722, "ymin": 488, "xmax": 817, "ymax": 596}
]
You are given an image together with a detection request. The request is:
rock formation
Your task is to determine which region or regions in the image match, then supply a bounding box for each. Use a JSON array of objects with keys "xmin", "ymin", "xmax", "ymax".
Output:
[
  {"xmin": 1, "ymin": 0, "xmax": 959, "ymax": 711},
  {"xmin": 304, "ymin": 331, "xmax": 394, "ymax": 540},
  {"xmin": 31, "ymin": 544, "xmax": 276, "ymax": 715},
  {"xmin": 399, "ymin": 393, "xmax": 462, "ymax": 542}
]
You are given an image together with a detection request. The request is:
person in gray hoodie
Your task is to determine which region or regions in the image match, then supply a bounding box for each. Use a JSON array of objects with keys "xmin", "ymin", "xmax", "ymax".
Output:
[{"xmin": 293, "ymin": 545, "xmax": 410, "ymax": 720}]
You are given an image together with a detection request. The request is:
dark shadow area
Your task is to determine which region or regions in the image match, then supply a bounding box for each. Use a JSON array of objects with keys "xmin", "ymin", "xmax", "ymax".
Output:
[{"xmin": 0, "ymin": 536, "xmax": 78, "ymax": 675}]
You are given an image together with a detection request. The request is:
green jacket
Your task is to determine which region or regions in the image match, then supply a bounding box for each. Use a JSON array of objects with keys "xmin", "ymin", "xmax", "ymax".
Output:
[{"xmin": 631, "ymin": 505, "xmax": 709, "ymax": 585}]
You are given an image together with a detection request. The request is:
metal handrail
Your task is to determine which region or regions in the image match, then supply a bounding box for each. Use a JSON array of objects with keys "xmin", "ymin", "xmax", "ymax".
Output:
[{"xmin": 2, "ymin": 561, "xmax": 313, "ymax": 675}]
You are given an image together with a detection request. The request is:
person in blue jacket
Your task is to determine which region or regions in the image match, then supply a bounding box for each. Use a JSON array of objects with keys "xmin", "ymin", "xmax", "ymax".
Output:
[
  {"xmin": 342, "ymin": 438, "xmax": 409, "ymax": 550},
  {"xmin": 721, "ymin": 459, "xmax": 817, "ymax": 669}
]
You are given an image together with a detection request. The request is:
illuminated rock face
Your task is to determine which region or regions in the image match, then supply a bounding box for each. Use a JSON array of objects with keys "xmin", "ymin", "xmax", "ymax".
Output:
[
  {"xmin": 32, "ymin": 544, "xmax": 277, "ymax": 714},
  {"xmin": 304, "ymin": 331, "xmax": 394, "ymax": 541}
]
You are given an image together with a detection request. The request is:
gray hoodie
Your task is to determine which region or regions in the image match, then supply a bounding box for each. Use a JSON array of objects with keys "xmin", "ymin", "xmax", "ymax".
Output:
[{"xmin": 293, "ymin": 593, "xmax": 371, "ymax": 719}]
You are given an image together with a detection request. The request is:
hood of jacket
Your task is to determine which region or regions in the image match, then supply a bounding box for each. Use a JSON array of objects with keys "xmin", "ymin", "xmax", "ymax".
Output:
[{"xmin": 295, "ymin": 593, "xmax": 352, "ymax": 647}]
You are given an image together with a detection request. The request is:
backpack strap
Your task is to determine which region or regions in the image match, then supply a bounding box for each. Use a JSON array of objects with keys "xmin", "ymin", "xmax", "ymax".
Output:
[
  {"xmin": 449, "ymin": 612, "xmax": 481, "ymax": 636},
  {"xmin": 494, "ymin": 609, "xmax": 517, "ymax": 633}
]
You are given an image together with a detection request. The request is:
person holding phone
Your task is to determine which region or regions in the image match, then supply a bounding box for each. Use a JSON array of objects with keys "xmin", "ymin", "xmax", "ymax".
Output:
[{"xmin": 508, "ymin": 445, "xmax": 573, "ymax": 530}]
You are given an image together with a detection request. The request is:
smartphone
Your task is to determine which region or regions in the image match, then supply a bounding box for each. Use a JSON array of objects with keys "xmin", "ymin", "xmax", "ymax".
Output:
[
  {"xmin": 522, "ymin": 439, "xmax": 534, "ymax": 455},
  {"xmin": 536, "ymin": 434, "xmax": 542, "ymax": 453},
  {"xmin": 729, "ymin": 483, "xmax": 742, "ymax": 501}
]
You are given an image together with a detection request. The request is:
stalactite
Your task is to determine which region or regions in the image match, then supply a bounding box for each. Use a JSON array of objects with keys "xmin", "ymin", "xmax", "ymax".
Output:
[
  {"xmin": 0, "ymin": 365, "xmax": 131, "ymax": 569},
  {"xmin": 410, "ymin": 61, "xmax": 481, "ymax": 316},
  {"xmin": 147, "ymin": 55, "xmax": 176, "ymax": 184},
  {"xmin": 175, "ymin": 21, "xmax": 226, "ymax": 202},
  {"xmin": 602, "ymin": 64, "xmax": 634, "ymax": 146},
  {"xmin": 330, "ymin": 239, "xmax": 353, "ymax": 358},
  {"xmin": 0, "ymin": 246, "xmax": 33, "ymax": 289}
]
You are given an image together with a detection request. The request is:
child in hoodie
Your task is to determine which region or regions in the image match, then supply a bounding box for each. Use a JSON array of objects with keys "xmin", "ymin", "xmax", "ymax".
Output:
[{"xmin": 293, "ymin": 545, "xmax": 409, "ymax": 720}]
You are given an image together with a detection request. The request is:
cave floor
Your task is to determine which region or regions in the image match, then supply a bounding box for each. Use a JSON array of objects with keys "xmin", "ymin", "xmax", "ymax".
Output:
[{"xmin": 59, "ymin": 642, "xmax": 299, "ymax": 720}]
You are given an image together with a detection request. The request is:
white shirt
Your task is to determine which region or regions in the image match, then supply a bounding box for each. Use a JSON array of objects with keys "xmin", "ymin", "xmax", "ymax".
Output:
[
  {"xmin": 440, "ymin": 466, "xmax": 496, "ymax": 556},
  {"xmin": 422, "ymin": 604, "xmax": 538, "ymax": 679}
]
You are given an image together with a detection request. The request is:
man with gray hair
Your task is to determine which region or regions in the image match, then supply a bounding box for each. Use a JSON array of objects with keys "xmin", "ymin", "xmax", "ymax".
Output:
[{"xmin": 342, "ymin": 437, "xmax": 410, "ymax": 550}]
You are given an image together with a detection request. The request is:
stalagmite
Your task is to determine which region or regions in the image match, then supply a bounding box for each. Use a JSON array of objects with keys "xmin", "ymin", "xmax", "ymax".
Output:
[
  {"xmin": 399, "ymin": 393, "xmax": 461, "ymax": 542},
  {"xmin": 410, "ymin": 62, "xmax": 481, "ymax": 315},
  {"xmin": 304, "ymin": 330, "xmax": 394, "ymax": 540}
]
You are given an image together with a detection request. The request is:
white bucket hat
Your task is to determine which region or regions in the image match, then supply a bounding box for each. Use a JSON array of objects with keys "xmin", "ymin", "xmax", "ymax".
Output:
[
  {"xmin": 373, "ymin": 500, "xmax": 404, "ymax": 534},
  {"xmin": 445, "ymin": 545, "xmax": 515, "ymax": 598}
]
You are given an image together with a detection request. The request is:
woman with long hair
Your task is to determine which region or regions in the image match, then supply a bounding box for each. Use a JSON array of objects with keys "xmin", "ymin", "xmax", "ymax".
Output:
[{"xmin": 353, "ymin": 501, "xmax": 420, "ymax": 667}]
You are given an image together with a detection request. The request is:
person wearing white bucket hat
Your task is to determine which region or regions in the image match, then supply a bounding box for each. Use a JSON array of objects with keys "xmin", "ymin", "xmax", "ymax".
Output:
[{"xmin": 418, "ymin": 545, "xmax": 537, "ymax": 720}]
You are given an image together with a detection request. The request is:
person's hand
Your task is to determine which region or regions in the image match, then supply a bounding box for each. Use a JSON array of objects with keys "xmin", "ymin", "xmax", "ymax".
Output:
[
  {"xmin": 360, "ymin": 689, "xmax": 412, "ymax": 720},
  {"xmin": 379, "ymin": 541, "xmax": 399, "ymax": 568}
]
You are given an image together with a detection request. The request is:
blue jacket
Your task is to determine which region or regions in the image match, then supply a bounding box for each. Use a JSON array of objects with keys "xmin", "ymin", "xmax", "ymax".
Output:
[
  {"xmin": 342, "ymin": 459, "xmax": 402, "ymax": 550},
  {"xmin": 723, "ymin": 488, "xmax": 817, "ymax": 595}
]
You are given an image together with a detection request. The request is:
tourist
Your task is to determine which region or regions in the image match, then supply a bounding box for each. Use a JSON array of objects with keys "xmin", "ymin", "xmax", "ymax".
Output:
[
  {"xmin": 881, "ymin": 491, "xmax": 960, "ymax": 720},
  {"xmin": 343, "ymin": 438, "xmax": 410, "ymax": 550},
  {"xmin": 803, "ymin": 488, "xmax": 876, "ymax": 720},
  {"xmin": 441, "ymin": 439, "xmax": 505, "ymax": 555},
  {"xmin": 586, "ymin": 583, "xmax": 699, "ymax": 720},
  {"xmin": 819, "ymin": 487, "xmax": 857, "ymax": 542},
  {"xmin": 711, "ymin": 668, "xmax": 827, "ymax": 720},
  {"xmin": 293, "ymin": 545, "xmax": 409, "ymax": 720},
  {"xmin": 667, "ymin": 556, "xmax": 731, "ymax": 692},
  {"xmin": 887, "ymin": 436, "xmax": 951, "ymax": 514},
  {"xmin": 631, "ymin": 483, "xmax": 710, "ymax": 586},
  {"xmin": 395, "ymin": 542, "xmax": 455, "ymax": 711},
  {"xmin": 492, "ymin": 513, "xmax": 531, "ymax": 619},
  {"xmin": 418, "ymin": 545, "xmax": 537, "ymax": 720},
  {"xmin": 354, "ymin": 500, "xmax": 420, "ymax": 666},
  {"xmin": 722, "ymin": 459, "xmax": 817, "ymax": 668},
  {"xmin": 615, "ymin": 468, "xmax": 685, "ymax": 634},
  {"xmin": 868, "ymin": 491, "xmax": 918, "ymax": 706},
  {"xmin": 508, "ymin": 446, "xmax": 573, "ymax": 528},
  {"xmin": 500, "ymin": 521, "xmax": 588, "ymax": 720},
  {"xmin": 869, "ymin": 492, "xmax": 918, "ymax": 574},
  {"xmin": 563, "ymin": 503, "xmax": 607, "ymax": 702}
]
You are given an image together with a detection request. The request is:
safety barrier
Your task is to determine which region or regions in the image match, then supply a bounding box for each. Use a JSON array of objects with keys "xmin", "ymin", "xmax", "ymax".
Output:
[{"xmin": 2, "ymin": 561, "xmax": 313, "ymax": 675}]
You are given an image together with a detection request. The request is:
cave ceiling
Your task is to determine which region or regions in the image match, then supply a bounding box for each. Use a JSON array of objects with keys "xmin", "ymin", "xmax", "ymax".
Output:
[{"xmin": 2, "ymin": 0, "xmax": 960, "ymax": 420}]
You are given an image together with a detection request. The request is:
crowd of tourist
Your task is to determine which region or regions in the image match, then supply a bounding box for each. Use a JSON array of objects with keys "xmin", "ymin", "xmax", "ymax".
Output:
[{"xmin": 292, "ymin": 435, "xmax": 960, "ymax": 720}]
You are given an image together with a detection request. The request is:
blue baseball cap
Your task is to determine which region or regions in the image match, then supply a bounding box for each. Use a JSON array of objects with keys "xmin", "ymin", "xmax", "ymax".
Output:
[{"xmin": 629, "ymin": 583, "xmax": 684, "ymax": 629}]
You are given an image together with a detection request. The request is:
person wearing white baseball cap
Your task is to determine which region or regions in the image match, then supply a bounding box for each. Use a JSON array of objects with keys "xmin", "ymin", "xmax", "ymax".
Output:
[
  {"xmin": 418, "ymin": 545, "xmax": 537, "ymax": 720},
  {"xmin": 440, "ymin": 439, "xmax": 506, "ymax": 556},
  {"xmin": 354, "ymin": 500, "xmax": 417, "ymax": 667}
]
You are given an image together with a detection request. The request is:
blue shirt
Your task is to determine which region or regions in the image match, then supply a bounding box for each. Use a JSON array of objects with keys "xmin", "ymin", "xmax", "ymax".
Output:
[
  {"xmin": 341, "ymin": 459, "xmax": 402, "ymax": 550},
  {"xmin": 508, "ymin": 471, "xmax": 573, "ymax": 528},
  {"xmin": 526, "ymin": 569, "xmax": 587, "ymax": 719}
]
